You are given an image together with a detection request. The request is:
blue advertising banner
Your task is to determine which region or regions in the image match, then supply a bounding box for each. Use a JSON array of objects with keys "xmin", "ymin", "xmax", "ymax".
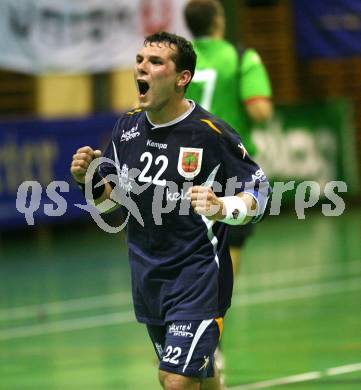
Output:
[
  {"xmin": 293, "ymin": 0, "xmax": 361, "ymax": 59},
  {"xmin": 0, "ymin": 113, "xmax": 118, "ymax": 230}
]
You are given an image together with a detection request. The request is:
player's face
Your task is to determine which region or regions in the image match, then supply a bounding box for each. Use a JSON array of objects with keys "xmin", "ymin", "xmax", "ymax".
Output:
[{"xmin": 134, "ymin": 42, "xmax": 181, "ymax": 111}]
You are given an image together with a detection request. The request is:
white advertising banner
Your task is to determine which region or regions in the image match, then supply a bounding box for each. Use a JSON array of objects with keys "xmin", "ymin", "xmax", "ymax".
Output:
[{"xmin": 0, "ymin": 0, "xmax": 190, "ymax": 74}]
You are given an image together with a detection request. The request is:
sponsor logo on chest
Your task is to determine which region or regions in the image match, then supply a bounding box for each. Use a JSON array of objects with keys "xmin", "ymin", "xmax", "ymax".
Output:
[
  {"xmin": 177, "ymin": 147, "xmax": 203, "ymax": 179},
  {"xmin": 166, "ymin": 188, "xmax": 188, "ymax": 202},
  {"xmin": 120, "ymin": 123, "xmax": 140, "ymax": 142}
]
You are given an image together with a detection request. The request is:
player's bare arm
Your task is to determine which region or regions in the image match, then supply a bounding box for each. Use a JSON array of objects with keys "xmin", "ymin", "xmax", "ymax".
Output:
[
  {"xmin": 70, "ymin": 146, "xmax": 112, "ymax": 206},
  {"xmin": 189, "ymin": 186, "xmax": 257, "ymax": 224},
  {"xmin": 245, "ymin": 98, "xmax": 273, "ymax": 123}
]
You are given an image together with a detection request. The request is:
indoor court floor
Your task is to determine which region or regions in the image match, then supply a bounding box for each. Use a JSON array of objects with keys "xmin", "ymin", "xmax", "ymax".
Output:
[{"xmin": 1, "ymin": 205, "xmax": 360, "ymax": 389}]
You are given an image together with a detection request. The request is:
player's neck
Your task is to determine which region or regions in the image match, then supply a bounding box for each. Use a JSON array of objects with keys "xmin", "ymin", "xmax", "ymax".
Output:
[
  {"xmin": 212, "ymin": 31, "xmax": 224, "ymax": 39},
  {"xmin": 211, "ymin": 27, "xmax": 224, "ymax": 39},
  {"xmin": 211, "ymin": 16, "xmax": 225, "ymax": 39},
  {"xmin": 147, "ymin": 98, "xmax": 191, "ymax": 125}
]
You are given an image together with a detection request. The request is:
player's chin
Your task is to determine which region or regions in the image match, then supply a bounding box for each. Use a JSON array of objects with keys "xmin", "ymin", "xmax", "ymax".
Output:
[
  {"xmin": 138, "ymin": 94, "xmax": 150, "ymax": 106},
  {"xmin": 138, "ymin": 101, "xmax": 150, "ymax": 111},
  {"xmin": 139, "ymin": 98, "xmax": 155, "ymax": 110}
]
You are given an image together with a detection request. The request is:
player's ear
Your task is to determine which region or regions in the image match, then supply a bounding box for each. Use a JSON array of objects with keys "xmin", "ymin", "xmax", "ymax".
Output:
[{"xmin": 176, "ymin": 70, "xmax": 192, "ymax": 90}]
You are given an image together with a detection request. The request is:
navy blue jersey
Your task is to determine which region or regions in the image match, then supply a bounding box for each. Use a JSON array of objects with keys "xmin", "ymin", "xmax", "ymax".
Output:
[{"xmin": 99, "ymin": 101, "xmax": 269, "ymax": 325}]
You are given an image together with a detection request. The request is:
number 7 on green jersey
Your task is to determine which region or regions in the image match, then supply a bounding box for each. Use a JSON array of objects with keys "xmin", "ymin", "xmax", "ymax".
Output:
[{"xmin": 191, "ymin": 69, "xmax": 217, "ymax": 111}]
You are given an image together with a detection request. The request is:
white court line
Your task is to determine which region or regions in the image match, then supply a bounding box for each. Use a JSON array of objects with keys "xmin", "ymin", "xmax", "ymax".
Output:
[
  {"xmin": 233, "ymin": 275, "xmax": 361, "ymax": 307},
  {"xmin": 229, "ymin": 372, "xmax": 321, "ymax": 389},
  {"xmin": 1, "ymin": 260, "xmax": 360, "ymax": 323},
  {"xmin": 0, "ymin": 276, "xmax": 360, "ymax": 341},
  {"xmin": 229, "ymin": 362, "xmax": 361, "ymax": 389},
  {"xmin": 0, "ymin": 311, "xmax": 135, "ymax": 340},
  {"xmin": 0, "ymin": 292, "xmax": 132, "ymax": 322},
  {"xmin": 236, "ymin": 260, "xmax": 361, "ymax": 291},
  {"xmin": 326, "ymin": 362, "xmax": 361, "ymax": 376}
]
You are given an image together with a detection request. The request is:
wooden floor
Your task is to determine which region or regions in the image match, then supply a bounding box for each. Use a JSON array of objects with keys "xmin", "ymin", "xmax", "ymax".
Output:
[{"xmin": 1, "ymin": 206, "xmax": 360, "ymax": 389}]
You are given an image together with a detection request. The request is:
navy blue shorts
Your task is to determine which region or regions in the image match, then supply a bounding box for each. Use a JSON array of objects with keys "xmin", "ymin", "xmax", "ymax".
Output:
[
  {"xmin": 146, "ymin": 318, "xmax": 223, "ymax": 378},
  {"xmin": 228, "ymin": 223, "xmax": 255, "ymax": 247}
]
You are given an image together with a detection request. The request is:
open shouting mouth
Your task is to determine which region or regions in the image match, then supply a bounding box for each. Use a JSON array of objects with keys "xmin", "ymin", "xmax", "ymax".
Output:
[{"xmin": 137, "ymin": 79, "xmax": 150, "ymax": 97}]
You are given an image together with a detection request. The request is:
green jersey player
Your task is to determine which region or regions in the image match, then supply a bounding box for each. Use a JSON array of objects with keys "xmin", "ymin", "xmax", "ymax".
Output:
[
  {"xmin": 185, "ymin": 0, "xmax": 272, "ymax": 156},
  {"xmin": 187, "ymin": 43, "xmax": 271, "ymax": 156},
  {"xmin": 185, "ymin": 0, "xmax": 273, "ymax": 275}
]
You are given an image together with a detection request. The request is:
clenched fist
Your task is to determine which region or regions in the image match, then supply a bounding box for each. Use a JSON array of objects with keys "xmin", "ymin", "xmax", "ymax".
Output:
[
  {"xmin": 70, "ymin": 146, "xmax": 102, "ymax": 184},
  {"xmin": 188, "ymin": 186, "xmax": 225, "ymax": 220}
]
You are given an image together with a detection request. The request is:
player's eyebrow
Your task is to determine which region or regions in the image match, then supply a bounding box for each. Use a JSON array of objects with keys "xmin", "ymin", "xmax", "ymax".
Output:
[{"xmin": 136, "ymin": 54, "xmax": 164, "ymax": 63}]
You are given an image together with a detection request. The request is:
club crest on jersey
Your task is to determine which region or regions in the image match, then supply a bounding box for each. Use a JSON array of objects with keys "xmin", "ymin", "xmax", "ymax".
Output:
[{"xmin": 177, "ymin": 147, "xmax": 203, "ymax": 179}]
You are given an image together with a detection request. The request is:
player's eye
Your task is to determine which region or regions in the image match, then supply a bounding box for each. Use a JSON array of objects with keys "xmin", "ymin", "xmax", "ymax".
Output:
[{"xmin": 151, "ymin": 59, "xmax": 163, "ymax": 65}]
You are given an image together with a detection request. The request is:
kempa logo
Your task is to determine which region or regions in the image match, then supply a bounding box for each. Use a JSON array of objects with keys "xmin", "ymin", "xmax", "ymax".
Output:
[
  {"xmin": 169, "ymin": 323, "xmax": 194, "ymax": 338},
  {"xmin": 199, "ymin": 356, "xmax": 210, "ymax": 371},
  {"xmin": 147, "ymin": 139, "xmax": 168, "ymax": 150},
  {"xmin": 120, "ymin": 124, "xmax": 140, "ymax": 142},
  {"xmin": 237, "ymin": 142, "xmax": 248, "ymax": 159}
]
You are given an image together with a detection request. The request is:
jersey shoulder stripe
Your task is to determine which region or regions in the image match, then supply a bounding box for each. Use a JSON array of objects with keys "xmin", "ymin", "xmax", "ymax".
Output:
[
  {"xmin": 126, "ymin": 108, "xmax": 143, "ymax": 116},
  {"xmin": 192, "ymin": 104, "xmax": 236, "ymax": 139},
  {"xmin": 200, "ymin": 119, "xmax": 222, "ymax": 135}
]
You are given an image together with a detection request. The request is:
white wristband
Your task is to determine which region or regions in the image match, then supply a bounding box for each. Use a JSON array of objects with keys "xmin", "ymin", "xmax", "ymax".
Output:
[{"xmin": 219, "ymin": 196, "xmax": 248, "ymax": 225}]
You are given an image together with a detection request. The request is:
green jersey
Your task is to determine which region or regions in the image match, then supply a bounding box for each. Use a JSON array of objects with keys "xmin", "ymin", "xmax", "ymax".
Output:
[{"xmin": 186, "ymin": 38, "xmax": 272, "ymax": 155}]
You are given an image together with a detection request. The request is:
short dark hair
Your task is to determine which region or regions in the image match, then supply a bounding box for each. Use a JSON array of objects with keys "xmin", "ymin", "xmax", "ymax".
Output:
[
  {"xmin": 144, "ymin": 31, "xmax": 197, "ymax": 88},
  {"xmin": 184, "ymin": 0, "xmax": 223, "ymax": 37}
]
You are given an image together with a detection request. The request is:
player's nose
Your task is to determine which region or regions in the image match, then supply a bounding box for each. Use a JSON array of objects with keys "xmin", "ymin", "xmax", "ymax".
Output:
[{"xmin": 136, "ymin": 59, "xmax": 148, "ymax": 75}]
